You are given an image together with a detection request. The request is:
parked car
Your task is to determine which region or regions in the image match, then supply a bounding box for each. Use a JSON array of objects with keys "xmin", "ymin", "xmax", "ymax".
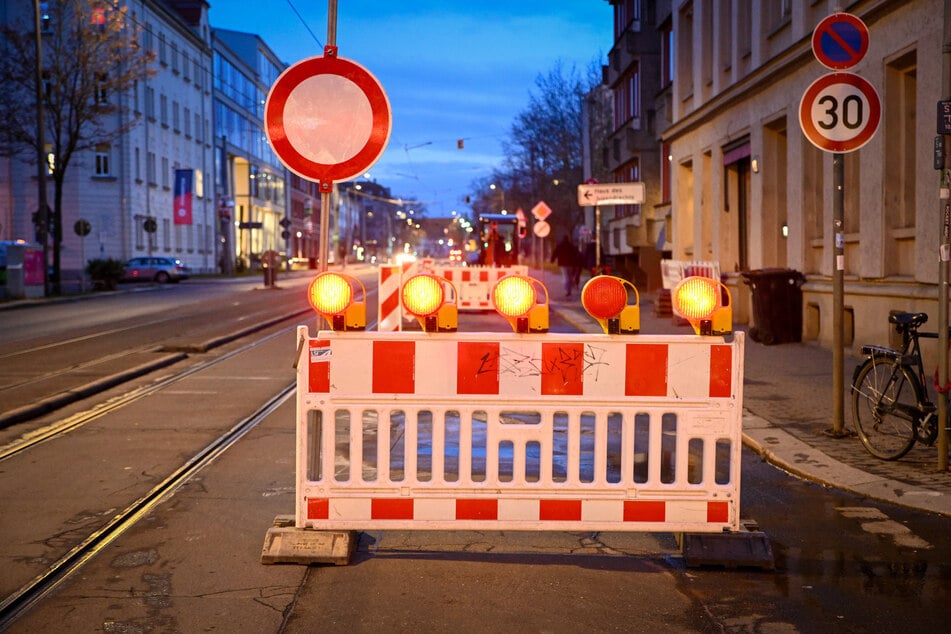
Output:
[{"xmin": 122, "ymin": 256, "xmax": 191, "ymax": 283}]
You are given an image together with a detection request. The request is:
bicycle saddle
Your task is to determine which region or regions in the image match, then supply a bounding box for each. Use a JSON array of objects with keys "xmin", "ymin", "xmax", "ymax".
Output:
[{"xmin": 888, "ymin": 312, "xmax": 928, "ymax": 327}]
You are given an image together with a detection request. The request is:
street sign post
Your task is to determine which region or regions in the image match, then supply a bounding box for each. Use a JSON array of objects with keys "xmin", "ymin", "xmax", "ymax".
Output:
[
  {"xmin": 265, "ymin": 37, "xmax": 392, "ymax": 273},
  {"xmin": 577, "ymin": 182, "xmax": 645, "ymax": 207},
  {"xmin": 802, "ymin": 12, "xmax": 876, "ymax": 438}
]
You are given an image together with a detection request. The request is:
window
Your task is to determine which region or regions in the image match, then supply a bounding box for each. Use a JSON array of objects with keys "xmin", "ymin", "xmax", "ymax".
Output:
[
  {"xmin": 613, "ymin": 63, "xmax": 640, "ymax": 129},
  {"xmin": 159, "ymin": 32, "xmax": 167, "ymax": 65},
  {"xmin": 172, "ymin": 101, "xmax": 180, "ymax": 132},
  {"xmin": 661, "ymin": 19, "xmax": 673, "ymax": 87},
  {"xmin": 147, "ymin": 152, "xmax": 157, "ymax": 185},
  {"xmin": 184, "ymin": 107, "xmax": 191, "ymax": 138},
  {"xmin": 135, "ymin": 147, "xmax": 141, "ymax": 181},
  {"xmin": 94, "ymin": 144, "xmax": 111, "ymax": 176},
  {"xmin": 160, "ymin": 94, "xmax": 168, "ymax": 127},
  {"xmin": 145, "ymin": 87, "xmax": 155, "ymax": 120},
  {"xmin": 183, "ymin": 52, "xmax": 190, "ymax": 82},
  {"xmin": 161, "ymin": 157, "xmax": 170, "ymax": 189},
  {"xmin": 171, "ymin": 42, "xmax": 179, "ymax": 74},
  {"xmin": 95, "ymin": 73, "xmax": 108, "ymax": 105}
]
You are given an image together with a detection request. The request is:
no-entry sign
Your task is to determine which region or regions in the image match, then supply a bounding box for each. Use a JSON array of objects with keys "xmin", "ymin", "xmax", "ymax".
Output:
[
  {"xmin": 265, "ymin": 54, "xmax": 391, "ymax": 184},
  {"xmin": 799, "ymin": 72, "xmax": 880, "ymax": 153}
]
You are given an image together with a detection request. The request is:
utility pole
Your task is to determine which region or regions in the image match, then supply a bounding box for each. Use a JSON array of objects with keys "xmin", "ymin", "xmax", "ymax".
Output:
[{"xmin": 32, "ymin": 0, "xmax": 50, "ymax": 297}]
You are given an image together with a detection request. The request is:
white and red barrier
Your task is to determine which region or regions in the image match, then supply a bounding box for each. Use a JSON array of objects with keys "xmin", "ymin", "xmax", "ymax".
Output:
[
  {"xmin": 378, "ymin": 262, "xmax": 416, "ymax": 331},
  {"xmin": 428, "ymin": 264, "xmax": 528, "ymax": 311},
  {"xmin": 294, "ymin": 327, "xmax": 744, "ymax": 533}
]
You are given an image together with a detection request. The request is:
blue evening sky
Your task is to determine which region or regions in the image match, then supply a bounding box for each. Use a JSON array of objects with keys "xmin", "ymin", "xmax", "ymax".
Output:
[{"xmin": 208, "ymin": 0, "xmax": 612, "ymax": 215}]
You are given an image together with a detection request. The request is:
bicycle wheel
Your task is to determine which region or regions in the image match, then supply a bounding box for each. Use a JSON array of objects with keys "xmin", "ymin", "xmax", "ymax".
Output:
[{"xmin": 851, "ymin": 358, "xmax": 919, "ymax": 460}]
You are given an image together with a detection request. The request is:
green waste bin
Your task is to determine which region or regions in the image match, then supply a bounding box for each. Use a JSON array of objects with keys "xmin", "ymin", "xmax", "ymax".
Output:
[{"xmin": 741, "ymin": 269, "xmax": 805, "ymax": 345}]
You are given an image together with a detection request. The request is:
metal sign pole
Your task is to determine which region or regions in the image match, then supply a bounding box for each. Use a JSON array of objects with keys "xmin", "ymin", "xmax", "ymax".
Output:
[
  {"xmin": 316, "ymin": 0, "xmax": 338, "ymax": 274},
  {"xmin": 937, "ymin": 0, "xmax": 951, "ymax": 471},
  {"xmin": 831, "ymin": 153, "xmax": 845, "ymax": 436}
]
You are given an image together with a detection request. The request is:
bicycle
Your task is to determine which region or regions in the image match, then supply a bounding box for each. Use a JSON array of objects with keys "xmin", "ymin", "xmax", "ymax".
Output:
[{"xmin": 851, "ymin": 312, "xmax": 942, "ymax": 460}]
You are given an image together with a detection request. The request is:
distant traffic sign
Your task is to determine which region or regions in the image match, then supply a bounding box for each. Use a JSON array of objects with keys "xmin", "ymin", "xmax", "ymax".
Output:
[
  {"xmin": 577, "ymin": 182, "xmax": 645, "ymax": 206},
  {"xmin": 265, "ymin": 53, "xmax": 391, "ymax": 185},
  {"xmin": 812, "ymin": 13, "xmax": 869, "ymax": 70},
  {"xmin": 531, "ymin": 201, "xmax": 552, "ymax": 220},
  {"xmin": 799, "ymin": 72, "xmax": 880, "ymax": 153}
]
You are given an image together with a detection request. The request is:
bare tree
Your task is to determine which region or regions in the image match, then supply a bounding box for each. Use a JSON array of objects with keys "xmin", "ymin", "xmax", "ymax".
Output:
[
  {"xmin": 0, "ymin": 0, "xmax": 154, "ymax": 293},
  {"xmin": 488, "ymin": 60, "xmax": 600, "ymax": 241}
]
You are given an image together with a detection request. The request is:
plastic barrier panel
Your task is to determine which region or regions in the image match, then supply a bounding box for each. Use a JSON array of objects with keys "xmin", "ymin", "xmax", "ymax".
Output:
[
  {"xmin": 294, "ymin": 327, "xmax": 744, "ymax": 533},
  {"xmin": 431, "ymin": 265, "xmax": 528, "ymax": 311}
]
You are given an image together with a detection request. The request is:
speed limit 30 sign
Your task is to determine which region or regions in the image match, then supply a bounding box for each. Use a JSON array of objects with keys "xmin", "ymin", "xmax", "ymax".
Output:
[{"xmin": 798, "ymin": 72, "xmax": 880, "ymax": 153}]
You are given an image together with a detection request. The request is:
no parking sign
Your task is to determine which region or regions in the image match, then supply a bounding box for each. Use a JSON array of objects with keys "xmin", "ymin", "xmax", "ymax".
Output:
[{"xmin": 799, "ymin": 13, "xmax": 879, "ymax": 153}]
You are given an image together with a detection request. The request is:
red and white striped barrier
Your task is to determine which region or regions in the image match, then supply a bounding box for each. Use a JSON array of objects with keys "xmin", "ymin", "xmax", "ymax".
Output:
[
  {"xmin": 377, "ymin": 262, "xmax": 416, "ymax": 331},
  {"xmin": 294, "ymin": 327, "xmax": 745, "ymax": 533},
  {"xmin": 429, "ymin": 265, "xmax": 528, "ymax": 311}
]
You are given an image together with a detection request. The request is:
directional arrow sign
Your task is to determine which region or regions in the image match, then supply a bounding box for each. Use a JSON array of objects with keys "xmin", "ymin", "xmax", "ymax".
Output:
[{"xmin": 577, "ymin": 182, "xmax": 645, "ymax": 206}]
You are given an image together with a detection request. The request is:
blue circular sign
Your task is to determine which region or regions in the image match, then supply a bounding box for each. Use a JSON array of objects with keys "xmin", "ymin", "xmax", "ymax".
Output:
[{"xmin": 812, "ymin": 13, "xmax": 869, "ymax": 70}]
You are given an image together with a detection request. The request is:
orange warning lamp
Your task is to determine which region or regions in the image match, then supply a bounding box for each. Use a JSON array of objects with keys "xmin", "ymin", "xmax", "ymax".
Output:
[
  {"xmin": 402, "ymin": 273, "xmax": 458, "ymax": 332},
  {"xmin": 308, "ymin": 272, "xmax": 366, "ymax": 331},
  {"xmin": 581, "ymin": 275, "xmax": 640, "ymax": 334},
  {"xmin": 673, "ymin": 276, "xmax": 733, "ymax": 336},
  {"xmin": 492, "ymin": 275, "xmax": 549, "ymax": 333}
]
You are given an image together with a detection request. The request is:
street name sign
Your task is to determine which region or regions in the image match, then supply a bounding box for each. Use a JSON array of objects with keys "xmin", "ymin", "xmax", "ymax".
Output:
[
  {"xmin": 577, "ymin": 182, "xmax": 645, "ymax": 206},
  {"xmin": 265, "ymin": 52, "xmax": 391, "ymax": 185}
]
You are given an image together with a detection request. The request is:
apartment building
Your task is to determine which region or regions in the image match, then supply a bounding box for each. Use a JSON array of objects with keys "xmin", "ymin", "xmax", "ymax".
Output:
[
  {"xmin": 0, "ymin": 0, "xmax": 217, "ymax": 281},
  {"xmin": 605, "ymin": 0, "xmax": 944, "ymax": 358}
]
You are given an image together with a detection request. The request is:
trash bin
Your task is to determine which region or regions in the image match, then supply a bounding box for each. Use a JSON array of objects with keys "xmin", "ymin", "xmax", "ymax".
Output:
[{"xmin": 741, "ymin": 268, "xmax": 805, "ymax": 345}]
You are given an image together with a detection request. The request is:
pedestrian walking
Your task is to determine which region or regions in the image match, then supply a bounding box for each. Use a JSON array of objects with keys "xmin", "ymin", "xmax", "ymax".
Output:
[{"xmin": 551, "ymin": 234, "xmax": 581, "ymax": 299}]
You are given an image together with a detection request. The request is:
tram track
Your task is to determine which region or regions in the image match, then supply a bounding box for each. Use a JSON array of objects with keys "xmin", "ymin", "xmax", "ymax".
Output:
[
  {"xmin": 0, "ymin": 289, "xmax": 381, "ymax": 629},
  {"xmin": 0, "ymin": 325, "xmax": 296, "ymax": 462},
  {"xmin": 0, "ymin": 382, "xmax": 296, "ymax": 629}
]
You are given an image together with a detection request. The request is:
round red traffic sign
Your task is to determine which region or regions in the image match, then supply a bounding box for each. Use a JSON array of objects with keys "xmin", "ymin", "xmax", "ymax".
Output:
[
  {"xmin": 799, "ymin": 72, "xmax": 880, "ymax": 153},
  {"xmin": 265, "ymin": 54, "xmax": 391, "ymax": 184},
  {"xmin": 811, "ymin": 13, "xmax": 869, "ymax": 70}
]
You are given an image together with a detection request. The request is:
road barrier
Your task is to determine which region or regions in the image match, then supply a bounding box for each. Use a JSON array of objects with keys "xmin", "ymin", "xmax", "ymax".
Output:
[
  {"xmin": 263, "ymin": 273, "xmax": 771, "ymax": 568},
  {"xmin": 292, "ymin": 326, "xmax": 743, "ymax": 533}
]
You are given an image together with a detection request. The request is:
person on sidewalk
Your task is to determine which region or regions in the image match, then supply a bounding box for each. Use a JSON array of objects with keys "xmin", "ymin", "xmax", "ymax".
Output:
[{"xmin": 551, "ymin": 233, "xmax": 581, "ymax": 299}]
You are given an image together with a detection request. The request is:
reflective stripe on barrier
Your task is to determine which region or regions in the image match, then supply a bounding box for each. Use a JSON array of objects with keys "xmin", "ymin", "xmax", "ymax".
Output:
[{"xmin": 296, "ymin": 327, "xmax": 744, "ymax": 533}]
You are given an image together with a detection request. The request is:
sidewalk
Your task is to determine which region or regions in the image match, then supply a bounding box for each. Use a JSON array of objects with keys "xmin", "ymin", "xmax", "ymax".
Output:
[{"xmin": 546, "ymin": 282, "xmax": 951, "ymax": 518}]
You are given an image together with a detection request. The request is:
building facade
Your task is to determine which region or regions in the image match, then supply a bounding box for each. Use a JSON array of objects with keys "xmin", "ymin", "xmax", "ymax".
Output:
[
  {"xmin": 212, "ymin": 28, "xmax": 288, "ymax": 273},
  {"xmin": 0, "ymin": 0, "xmax": 217, "ymax": 281},
  {"xmin": 606, "ymin": 0, "xmax": 946, "ymax": 363}
]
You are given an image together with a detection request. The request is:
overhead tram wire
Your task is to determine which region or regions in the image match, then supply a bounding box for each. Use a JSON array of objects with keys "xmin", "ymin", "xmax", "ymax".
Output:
[{"xmin": 284, "ymin": 0, "xmax": 323, "ymax": 49}]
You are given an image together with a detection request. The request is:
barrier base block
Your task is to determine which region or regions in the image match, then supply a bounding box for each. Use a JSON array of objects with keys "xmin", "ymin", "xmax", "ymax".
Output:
[
  {"xmin": 678, "ymin": 519, "xmax": 774, "ymax": 570},
  {"xmin": 261, "ymin": 515, "xmax": 357, "ymax": 566}
]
